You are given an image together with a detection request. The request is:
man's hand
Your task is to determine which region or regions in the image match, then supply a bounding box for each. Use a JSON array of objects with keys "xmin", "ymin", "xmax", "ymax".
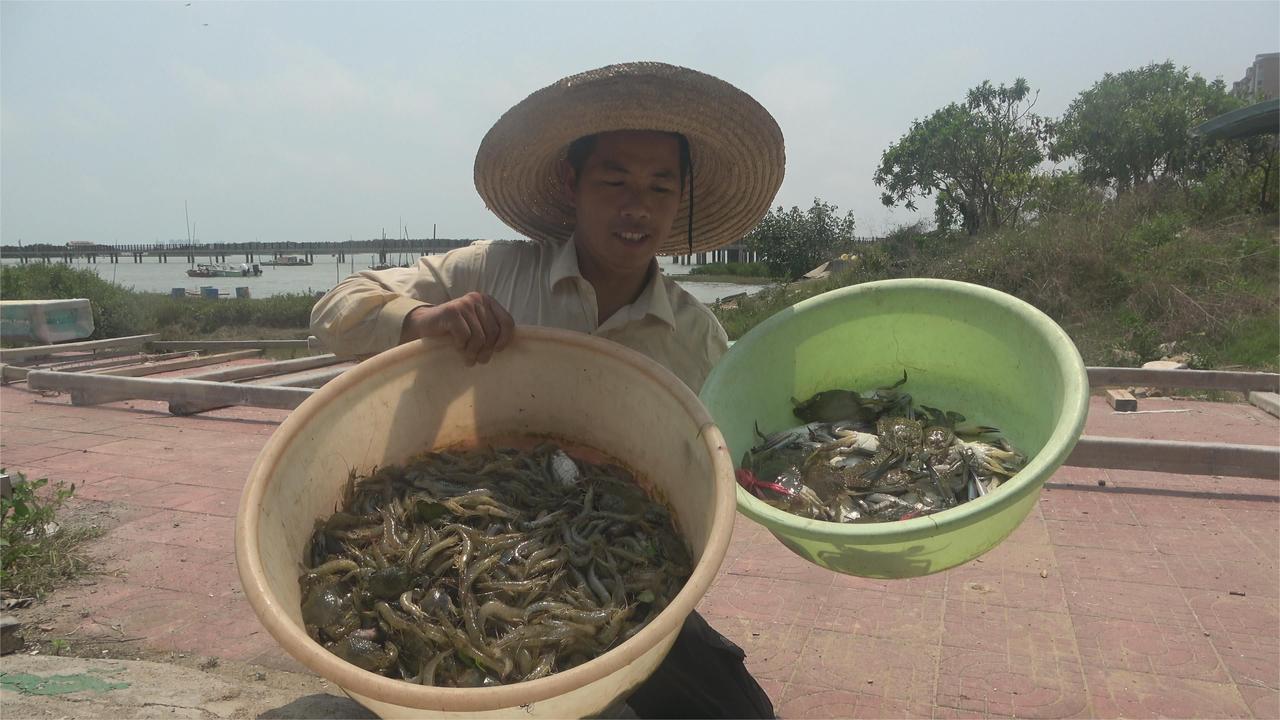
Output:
[{"xmin": 400, "ymin": 293, "xmax": 515, "ymax": 365}]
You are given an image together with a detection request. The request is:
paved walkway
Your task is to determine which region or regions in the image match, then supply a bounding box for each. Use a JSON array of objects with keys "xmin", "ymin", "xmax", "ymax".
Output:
[{"xmin": 1, "ymin": 384, "xmax": 1276, "ymax": 718}]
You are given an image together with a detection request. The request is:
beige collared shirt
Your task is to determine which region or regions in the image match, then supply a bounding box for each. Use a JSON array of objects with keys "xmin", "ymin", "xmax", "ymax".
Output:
[{"xmin": 310, "ymin": 239, "xmax": 729, "ymax": 393}]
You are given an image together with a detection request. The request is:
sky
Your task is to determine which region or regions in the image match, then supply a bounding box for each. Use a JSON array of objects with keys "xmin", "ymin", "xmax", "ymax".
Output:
[{"xmin": 2, "ymin": 1, "xmax": 1276, "ymax": 247}]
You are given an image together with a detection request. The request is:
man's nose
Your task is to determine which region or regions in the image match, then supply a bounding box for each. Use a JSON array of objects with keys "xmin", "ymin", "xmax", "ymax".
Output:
[{"xmin": 619, "ymin": 187, "xmax": 650, "ymax": 220}]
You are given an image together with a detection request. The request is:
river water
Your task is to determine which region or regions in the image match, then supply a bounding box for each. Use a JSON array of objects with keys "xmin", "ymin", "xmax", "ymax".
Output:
[{"xmin": 0, "ymin": 254, "xmax": 767, "ymax": 306}]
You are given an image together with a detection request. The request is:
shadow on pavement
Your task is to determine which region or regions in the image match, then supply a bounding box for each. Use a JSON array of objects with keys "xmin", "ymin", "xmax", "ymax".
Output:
[{"xmin": 258, "ymin": 693, "xmax": 377, "ymax": 719}]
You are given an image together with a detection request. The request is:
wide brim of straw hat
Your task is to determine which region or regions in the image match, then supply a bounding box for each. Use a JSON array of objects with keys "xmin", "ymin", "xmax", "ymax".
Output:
[{"xmin": 474, "ymin": 62, "xmax": 785, "ymax": 256}]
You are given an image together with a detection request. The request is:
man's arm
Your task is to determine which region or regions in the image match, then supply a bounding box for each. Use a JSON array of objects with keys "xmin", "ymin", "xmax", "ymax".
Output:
[
  {"xmin": 310, "ymin": 266, "xmax": 436, "ymax": 358},
  {"xmin": 311, "ymin": 247, "xmax": 514, "ymax": 364}
]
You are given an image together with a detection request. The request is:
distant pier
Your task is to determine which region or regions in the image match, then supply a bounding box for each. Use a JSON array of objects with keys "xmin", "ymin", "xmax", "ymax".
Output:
[{"xmin": 0, "ymin": 238, "xmax": 759, "ymax": 266}]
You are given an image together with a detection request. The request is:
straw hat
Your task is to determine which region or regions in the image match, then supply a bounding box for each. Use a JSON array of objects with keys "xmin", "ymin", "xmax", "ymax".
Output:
[{"xmin": 474, "ymin": 62, "xmax": 785, "ymax": 256}]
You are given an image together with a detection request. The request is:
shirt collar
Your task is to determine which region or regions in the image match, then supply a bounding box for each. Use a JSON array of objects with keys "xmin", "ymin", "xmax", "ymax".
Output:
[{"xmin": 547, "ymin": 237, "xmax": 677, "ymax": 330}]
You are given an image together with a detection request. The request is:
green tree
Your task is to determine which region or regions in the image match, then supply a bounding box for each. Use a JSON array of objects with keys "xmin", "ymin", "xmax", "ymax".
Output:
[
  {"xmin": 1053, "ymin": 62, "xmax": 1244, "ymax": 191},
  {"xmin": 874, "ymin": 79, "xmax": 1051, "ymax": 235},
  {"xmin": 744, "ymin": 198, "xmax": 857, "ymax": 279}
]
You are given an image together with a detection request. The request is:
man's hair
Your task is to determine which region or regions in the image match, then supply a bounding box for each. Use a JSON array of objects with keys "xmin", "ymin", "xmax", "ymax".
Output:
[{"xmin": 566, "ymin": 132, "xmax": 691, "ymax": 188}]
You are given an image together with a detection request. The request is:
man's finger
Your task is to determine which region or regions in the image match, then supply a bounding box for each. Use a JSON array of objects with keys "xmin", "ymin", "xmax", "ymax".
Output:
[
  {"xmin": 489, "ymin": 296, "xmax": 516, "ymax": 352},
  {"xmin": 475, "ymin": 300, "xmax": 503, "ymax": 364},
  {"xmin": 459, "ymin": 304, "xmax": 487, "ymax": 362},
  {"xmin": 445, "ymin": 311, "xmax": 471, "ymax": 353}
]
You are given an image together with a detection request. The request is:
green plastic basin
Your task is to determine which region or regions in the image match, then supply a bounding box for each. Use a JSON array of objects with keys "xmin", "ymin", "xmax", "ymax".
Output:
[{"xmin": 700, "ymin": 279, "xmax": 1089, "ymax": 578}]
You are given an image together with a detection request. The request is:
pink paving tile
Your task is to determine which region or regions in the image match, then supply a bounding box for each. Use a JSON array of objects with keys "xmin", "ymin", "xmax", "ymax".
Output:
[
  {"xmin": 1237, "ymin": 684, "xmax": 1280, "ymax": 720},
  {"xmin": 723, "ymin": 535, "xmax": 838, "ymax": 588},
  {"xmin": 1164, "ymin": 554, "xmax": 1279, "ymax": 598},
  {"xmin": 692, "ymin": 615, "xmax": 811, "ymax": 683},
  {"xmin": 1055, "ymin": 547, "xmax": 1177, "ymax": 587},
  {"xmin": 1147, "ymin": 524, "xmax": 1267, "ymax": 564},
  {"xmin": 1234, "ymin": 518, "xmax": 1280, "ymax": 559},
  {"xmin": 830, "ymin": 569, "xmax": 948, "ymax": 599},
  {"xmin": 697, "ymin": 574, "xmax": 829, "ymax": 627},
  {"xmin": 36, "ymin": 448, "xmax": 169, "ymax": 476},
  {"xmin": 1185, "ymin": 589, "xmax": 1280, "ymax": 641},
  {"xmin": 7, "ymin": 462, "xmax": 121, "ymax": 485},
  {"xmin": 1082, "ymin": 667, "xmax": 1251, "ymax": 719},
  {"xmin": 1037, "ymin": 485, "xmax": 1139, "ymax": 524},
  {"xmin": 793, "ymin": 631, "xmax": 938, "ymax": 702},
  {"xmin": 1062, "ymin": 576, "xmax": 1200, "ymax": 628},
  {"xmin": 86, "ymin": 437, "xmax": 190, "ymax": 461},
  {"xmin": 165, "ymin": 601, "xmax": 280, "ymax": 662},
  {"xmin": 1044, "ymin": 518, "xmax": 1158, "ymax": 554},
  {"xmin": 1122, "ymin": 493, "xmax": 1236, "ymax": 530},
  {"xmin": 88, "ymin": 586, "xmax": 230, "ymax": 645},
  {"xmin": 1213, "ymin": 638, "xmax": 1280, "ymax": 698},
  {"xmin": 777, "ymin": 684, "xmax": 933, "ymax": 719},
  {"xmin": 944, "ymin": 564, "xmax": 1069, "ymax": 614},
  {"xmin": 172, "ymin": 489, "xmax": 244, "ymax": 517},
  {"xmin": 40, "ymin": 432, "xmax": 129, "ymax": 451},
  {"xmin": 941, "ymin": 602, "xmax": 1079, "ymax": 660},
  {"xmin": 931, "ymin": 705, "xmax": 1015, "ymax": 719},
  {"xmin": 122, "ymin": 483, "xmax": 226, "ymax": 513},
  {"xmin": 813, "ymin": 585, "xmax": 944, "ymax": 644},
  {"xmin": 1072, "ymin": 615, "xmax": 1230, "ymax": 683},
  {"xmin": 0, "ymin": 443, "xmax": 76, "ymax": 464},
  {"xmin": 111, "ymin": 509, "xmax": 235, "ymax": 551},
  {"xmin": 935, "ymin": 646, "xmax": 1088, "ymax": 719},
  {"xmin": 969, "ymin": 539, "xmax": 1057, "ymax": 576},
  {"xmin": 72, "ymin": 475, "xmax": 166, "ymax": 502},
  {"xmin": 92, "ymin": 537, "xmax": 239, "ymax": 598},
  {"xmin": 170, "ymin": 464, "xmax": 253, "ymax": 491},
  {"xmin": 0, "ymin": 426, "xmax": 75, "ymax": 445}
]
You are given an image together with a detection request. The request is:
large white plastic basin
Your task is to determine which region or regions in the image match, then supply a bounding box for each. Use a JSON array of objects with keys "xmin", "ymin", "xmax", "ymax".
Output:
[{"xmin": 236, "ymin": 327, "xmax": 737, "ymax": 718}]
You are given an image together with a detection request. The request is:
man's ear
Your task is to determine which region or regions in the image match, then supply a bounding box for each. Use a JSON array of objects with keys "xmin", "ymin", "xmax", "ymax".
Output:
[{"xmin": 556, "ymin": 158, "xmax": 578, "ymax": 209}]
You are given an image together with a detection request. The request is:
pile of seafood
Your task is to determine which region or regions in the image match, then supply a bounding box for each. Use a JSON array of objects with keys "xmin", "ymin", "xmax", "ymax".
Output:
[
  {"xmin": 300, "ymin": 443, "xmax": 691, "ymax": 687},
  {"xmin": 737, "ymin": 372, "xmax": 1027, "ymax": 523}
]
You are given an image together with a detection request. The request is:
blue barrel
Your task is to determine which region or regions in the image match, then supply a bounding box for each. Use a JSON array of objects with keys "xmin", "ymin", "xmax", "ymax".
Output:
[
  {"xmin": 235, "ymin": 286, "xmax": 251, "ymax": 299},
  {"xmin": 170, "ymin": 288, "xmax": 186, "ymax": 299},
  {"xmin": 200, "ymin": 286, "xmax": 220, "ymax": 300}
]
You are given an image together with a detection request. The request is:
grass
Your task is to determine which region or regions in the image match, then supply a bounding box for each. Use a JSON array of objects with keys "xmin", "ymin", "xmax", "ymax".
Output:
[
  {"xmin": 1, "ymin": 471, "xmax": 103, "ymax": 600},
  {"xmin": 687, "ymin": 261, "xmax": 773, "ymax": 278},
  {"xmin": 1, "ymin": 263, "xmax": 315, "ymax": 345},
  {"xmin": 714, "ymin": 184, "xmax": 1279, "ymax": 371}
]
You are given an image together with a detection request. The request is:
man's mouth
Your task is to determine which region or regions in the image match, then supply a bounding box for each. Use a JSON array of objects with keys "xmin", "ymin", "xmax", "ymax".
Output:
[{"xmin": 614, "ymin": 231, "xmax": 649, "ymax": 245}]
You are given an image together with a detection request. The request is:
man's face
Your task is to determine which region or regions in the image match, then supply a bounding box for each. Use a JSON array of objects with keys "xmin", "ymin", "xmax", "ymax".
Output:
[{"xmin": 566, "ymin": 130, "xmax": 682, "ymax": 278}]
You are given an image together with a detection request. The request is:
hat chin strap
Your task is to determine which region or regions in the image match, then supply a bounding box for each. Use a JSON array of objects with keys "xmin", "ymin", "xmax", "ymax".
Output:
[{"xmin": 687, "ymin": 155, "xmax": 695, "ymax": 256}]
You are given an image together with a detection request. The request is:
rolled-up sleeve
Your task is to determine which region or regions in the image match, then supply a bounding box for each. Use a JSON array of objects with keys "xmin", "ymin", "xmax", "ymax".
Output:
[{"xmin": 310, "ymin": 246, "xmax": 484, "ymax": 358}]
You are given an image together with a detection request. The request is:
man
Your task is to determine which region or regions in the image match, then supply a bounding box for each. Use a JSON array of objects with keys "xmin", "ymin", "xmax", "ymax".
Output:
[{"xmin": 312, "ymin": 62, "xmax": 784, "ymax": 718}]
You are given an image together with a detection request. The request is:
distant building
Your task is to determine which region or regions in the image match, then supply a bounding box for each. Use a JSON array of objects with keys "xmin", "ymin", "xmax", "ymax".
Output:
[{"xmin": 1233, "ymin": 52, "xmax": 1279, "ymax": 101}]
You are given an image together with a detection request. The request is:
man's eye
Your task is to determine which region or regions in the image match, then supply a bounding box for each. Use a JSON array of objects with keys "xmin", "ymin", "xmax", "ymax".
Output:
[
  {"xmin": 652, "ymin": 186, "xmax": 673, "ymax": 194},
  {"xmin": 602, "ymin": 180, "xmax": 624, "ymax": 187}
]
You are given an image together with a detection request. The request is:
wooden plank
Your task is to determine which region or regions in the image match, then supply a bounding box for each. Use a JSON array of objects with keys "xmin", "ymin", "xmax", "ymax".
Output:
[
  {"xmin": 1249, "ymin": 391, "xmax": 1280, "ymax": 418},
  {"xmin": 1065, "ymin": 435, "xmax": 1280, "ymax": 479},
  {"xmin": 0, "ymin": 334, "xmax": 159, "ymax": 362},
  {"xmin": 45, "ymin": 350, "xmax": 192, "ymax": 371},
  {"xmin": 176, "ymin": 353, "xmax": 341, "ymax": 383},
  {"xmin": 26, "ymin": 370, "xmax": 314, "ymax": 410},
  {"xmin": 147, "ymin": 339, "xmax": 312, "ymax": 351},
  {"xmin": 1106, "ymin": 389, "xmax": 1138, "ymax": 412},
  {"xmin": 86, "ymin": 349, "xmax": 263, "ymax": 377},
  {"xmin": 0, "ymin": 364, "xmax": 29, "ymax": 384},
  {"xmin": 169, "ymin": 366, "xmax": 345, "ymax": 415},
  {"xmin": 1087, "ymin": 367, "xmax": 1280, "ymax": 393}
]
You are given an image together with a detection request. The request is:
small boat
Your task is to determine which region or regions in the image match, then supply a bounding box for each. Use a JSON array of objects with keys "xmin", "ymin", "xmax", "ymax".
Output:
[
  {"xmin": 259, "ymin": 255, "xmax": 312, "ymax": 267},
  {"xmin": 186, "ymin": 262, "xmax": 263, "ymax": 278},
  {"xmin": 367, "ymin": 262, "xmax": 411, "ymax": 271}
]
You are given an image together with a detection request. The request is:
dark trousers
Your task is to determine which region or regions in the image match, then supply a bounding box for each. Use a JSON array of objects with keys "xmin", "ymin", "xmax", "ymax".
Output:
[{"xmin": 622, "ymin": 611, "xmax": 776, "ymax": 719}]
